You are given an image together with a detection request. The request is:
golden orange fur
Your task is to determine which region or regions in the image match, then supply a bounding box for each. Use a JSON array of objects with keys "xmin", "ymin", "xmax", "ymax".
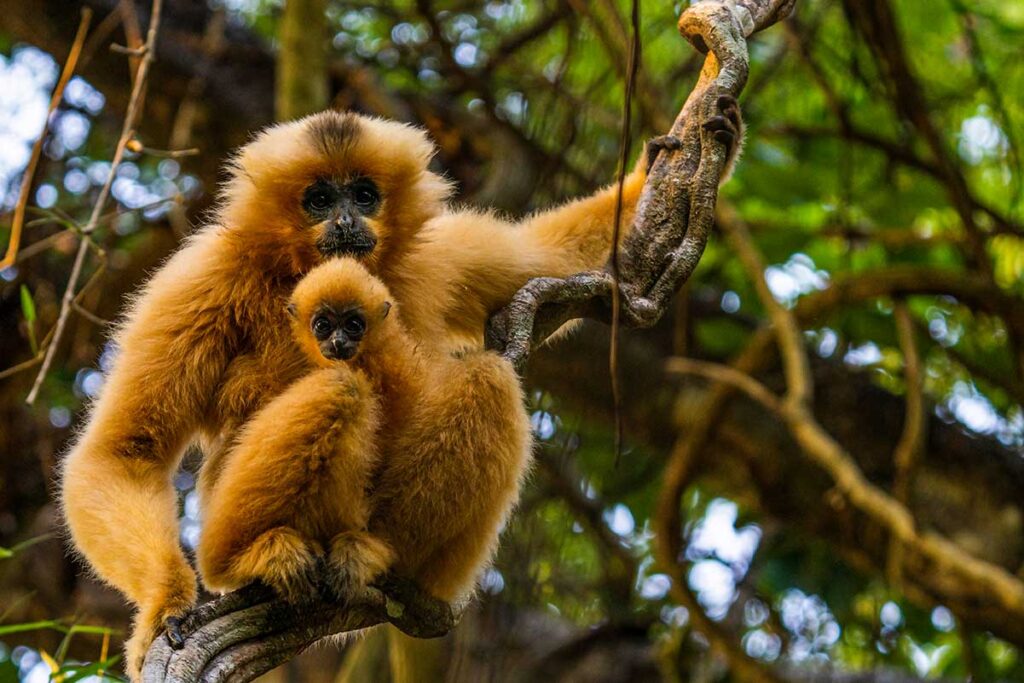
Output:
[
  {"xmin": 195, "ymin": 285, "xmax": 395, "ymax": 599},
  {"xmin": 248, "ymin": 259, "xmax": 532, "ymax": 606},
  {"xmin": 60, "ymin": 109, "xmax": 673, "ymax": 677}
]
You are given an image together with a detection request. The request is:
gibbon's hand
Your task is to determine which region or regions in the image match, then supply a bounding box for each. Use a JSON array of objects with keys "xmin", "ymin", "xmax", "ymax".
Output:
[
  {"xmin": 702, "ymin": 94, "xmax": 744, "ymax": 159},
  {"xmin": 644, "ymin": 134, "xmax": 685, "ymax": 174}
]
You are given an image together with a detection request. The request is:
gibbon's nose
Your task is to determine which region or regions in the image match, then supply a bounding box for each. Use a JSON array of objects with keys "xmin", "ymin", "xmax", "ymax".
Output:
[
  {"xmin": 335, "ymin": 212, "xmax": 353, "ymax": 230},
  {"xmin": 330, "ymin": 336, "xmax": 359, "ymax": 361}
]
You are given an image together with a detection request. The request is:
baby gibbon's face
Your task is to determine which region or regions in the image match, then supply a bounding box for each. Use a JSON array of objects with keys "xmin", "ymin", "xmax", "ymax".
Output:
[
  {"xmin": 310, "ymin": 303, "xmax": 370, "ymax": 361},
  {"xmin": 220, "ymin": 111, "xmax": 450, "ymax": 276},
  {"xmin": 290, "ymin": 258, "xmax": 395, "ymax": 366}
]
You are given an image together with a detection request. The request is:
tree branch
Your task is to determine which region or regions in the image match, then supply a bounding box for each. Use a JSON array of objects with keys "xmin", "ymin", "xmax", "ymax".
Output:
[
  {"xmin": 142, "ymin": 575, "xmax": 455, "ymax": 682},
  {"xmin": 486, "ymin": 0, "xmax": 798, "ymax": 372}
]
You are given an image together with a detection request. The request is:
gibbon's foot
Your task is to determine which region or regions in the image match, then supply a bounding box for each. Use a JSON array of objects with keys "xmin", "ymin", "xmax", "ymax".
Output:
[
  {"xmin": 125, "ymin": 573, "xmax": 197, "ymax": 678},
  {"xmin": 231, "ymin": 527, "xmax": 320, "ymax": 603},
  {"xmin": 645, "ymin": 135, "xmax": 684, "ymax": 174},
  {"xmin": 702, "ymin": 95, "xmax": 743, "ymax": 156},
  {"xmin": 326, "ymin": 531, "xmax": 395, "ymax": 599},
  {"xmin": 164, "ymin": 615, "xmax": 185, "ymax": 649}
]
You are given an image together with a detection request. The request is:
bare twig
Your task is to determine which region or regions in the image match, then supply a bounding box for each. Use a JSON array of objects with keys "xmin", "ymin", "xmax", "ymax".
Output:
[
  {"xmin": 26, "ymin": 0, "xmax": 164, "ymax": 405},
  {"xmin": 0, "ymin": 9, "xmax": 92, "ymax": 272},
  {"xmin": 887, "ymin": 301, "xmax": 926, "ymax": 584},
  {"xmin": 656, "ymin": 335, "xmax": 784, "ymax": 683}
]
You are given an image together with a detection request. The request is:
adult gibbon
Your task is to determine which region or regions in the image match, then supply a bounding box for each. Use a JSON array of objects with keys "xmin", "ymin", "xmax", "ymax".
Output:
[
  {"xmin": 60, "ymin": 102, "xmax": 741, "ymax": 675},
  {"xmin": 198, "ymin": 258, "xmax": 530, "ymax": 606}
]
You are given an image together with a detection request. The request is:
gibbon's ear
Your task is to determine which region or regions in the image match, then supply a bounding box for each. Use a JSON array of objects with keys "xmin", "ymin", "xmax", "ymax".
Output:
[
  {"xmin": 380, "ymin": 301, "xmax": 392, "ymax": 319},
  {"xmin": 285, "ymin": 302, "xmax": 298, "ymax": 319}
]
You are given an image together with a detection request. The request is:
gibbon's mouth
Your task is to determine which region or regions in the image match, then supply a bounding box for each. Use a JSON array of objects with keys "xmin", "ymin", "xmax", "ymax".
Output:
[
  {"xmin": 316, "ymin": 238, "xmax": 377, "ymax": 259},
  {"xmin": 322, "ymin": 339, "xmax": 360, "ymax": 361}
]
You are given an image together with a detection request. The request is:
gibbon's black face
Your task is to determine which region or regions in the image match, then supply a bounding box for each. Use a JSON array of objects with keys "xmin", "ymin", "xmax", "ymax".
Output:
[
  {"xmin": 302, "ymin": 177, "xmax": 382, "ymax": 258},
  {"xmin": 311, "ymin": 305, "xmax": 369, "ymax": 361}
]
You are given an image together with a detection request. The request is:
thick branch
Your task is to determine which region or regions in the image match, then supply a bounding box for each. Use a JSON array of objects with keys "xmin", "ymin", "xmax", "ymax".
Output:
[{"xmin": 142, "ymin": 575, "xmax": 455, "ymax": 682}]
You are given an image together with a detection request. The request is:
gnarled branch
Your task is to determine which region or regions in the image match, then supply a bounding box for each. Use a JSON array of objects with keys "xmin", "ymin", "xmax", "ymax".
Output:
[
  {"xmin": 142, "ymin": 575, "xmax": 456, "ymax": 682},
  {"xmin": 486, "ymin": 0, "xmax": 797, "ymax": 371}
]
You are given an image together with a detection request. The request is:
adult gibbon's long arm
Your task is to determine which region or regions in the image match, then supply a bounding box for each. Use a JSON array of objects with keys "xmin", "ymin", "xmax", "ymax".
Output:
[
  {"xmin": 397, "ymin": 99, "xmax": 742, "ymax": 349},
  {"xmin": 61, "ymin": 234, "xmax": 238, "ymax": 673}
]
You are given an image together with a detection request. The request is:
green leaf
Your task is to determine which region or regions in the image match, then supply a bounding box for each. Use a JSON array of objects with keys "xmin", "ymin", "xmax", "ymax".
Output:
[
  {"xmin": 20, "ymin": 284, "xmax": 38, "ymax": 354},
  {"xmin": 60, "ymin": 655, "xmax": 124, "ymax": 683},
  {"xmin": 20, "ymin": 284, "xmax": 36, "ymax": 323}
]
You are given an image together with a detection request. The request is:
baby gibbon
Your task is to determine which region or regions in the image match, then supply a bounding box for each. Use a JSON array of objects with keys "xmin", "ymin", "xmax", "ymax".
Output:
[
  {"xmin": 196, "ymin": 265, "xmax": 398, "ymax": 601},
  {"xmin": 60, "ymin": 101, "xmax": 741, "ymax": 676},
  {"xmin": 199, "ymin": 258, "xmax": 531, "ymax": 604}
]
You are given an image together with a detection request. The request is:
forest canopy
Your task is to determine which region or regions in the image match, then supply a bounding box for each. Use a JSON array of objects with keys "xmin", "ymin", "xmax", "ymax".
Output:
[{"xmin": 1, "ymin": 0, "xmax": 1023, "ymax": 681}]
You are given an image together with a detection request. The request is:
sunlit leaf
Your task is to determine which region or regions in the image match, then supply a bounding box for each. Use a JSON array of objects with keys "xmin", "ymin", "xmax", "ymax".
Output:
[{"xmin": 20, "ymin": 283, "xmax": 38, "ymax": 354}]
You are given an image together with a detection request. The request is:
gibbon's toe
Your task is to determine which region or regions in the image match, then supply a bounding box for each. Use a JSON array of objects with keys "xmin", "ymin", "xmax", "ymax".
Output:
[
  {"xmin": 164, "ymin": 616, "xmax": 186, "ymax": 649},
  {"xmin": 231, "ymin": 527, "xmax": 320, "ymax": 603},
  {"xmin": 327, "ymin": 531, "xmax": 395, "ymax": 598}
]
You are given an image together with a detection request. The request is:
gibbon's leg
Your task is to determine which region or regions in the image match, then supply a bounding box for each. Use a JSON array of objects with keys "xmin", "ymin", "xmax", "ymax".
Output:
[
  {"xmin": 371, "ymin": 352, "xmax": 532, "ymax": 602},
  {"xmin": 326, "ymin": 530, "xmax": 395, "ymax": 597},
  {"xmin": 197, "ymin": 368, "xmax": 381, "ymax": 599},
  {"xmin": 60, "ymin": 250, "xmax": 239, "ymax": 675}
]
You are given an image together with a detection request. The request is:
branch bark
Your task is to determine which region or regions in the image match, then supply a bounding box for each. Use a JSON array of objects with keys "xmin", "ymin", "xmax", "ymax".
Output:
[{"xmin": 142, "ymin": 576, "xmax": 455, "ymax": 682}]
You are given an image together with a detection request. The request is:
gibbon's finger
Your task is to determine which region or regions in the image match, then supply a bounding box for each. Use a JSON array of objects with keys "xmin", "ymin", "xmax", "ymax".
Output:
[
  {"xmin": 716, "ymin": 94, "xmax": 738, "ymax": 111},
  {"xmin": 714, "ymin": 129, "xmax": 736, "ymax": 147},
  {"xmin": 702, "ymin": 115, "xmax": 731, "ymax": 132},
  {"xmin": 645, "ymin": 135, "xmax": 684, "ymax": 174},
  {"xmin": 725, "ymin": 110, "xmax": 742, "ymax": 132}
]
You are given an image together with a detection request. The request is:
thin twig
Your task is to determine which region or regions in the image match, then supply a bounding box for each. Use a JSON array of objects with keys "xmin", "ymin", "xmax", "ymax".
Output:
[
  {"xmin": 886, "ymin": 301, "xmax": 926, "ymax": 584},
  {"xmin": 0, "ymin": 9, "xmax": 92, "ymax": 271},
  {"xmin": 26, "ymin": 0, "xmax": 164, "ymax": 405},
  {"xmin": 657, "ymin": 336, "xmax": 784, "ymax": 683},
  {"xmin": 718, "ymin": 203, "xmax": 813, "ymax": 406}
]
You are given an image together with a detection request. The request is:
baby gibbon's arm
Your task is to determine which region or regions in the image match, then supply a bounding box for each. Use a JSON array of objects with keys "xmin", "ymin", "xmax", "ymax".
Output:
[
  {"xmin": 60, "ymin": 237, "xmax": 238, "ymax": 673},
  {"xmin": 198, "ymin": 367, "xmax": 382, "ymax": 599}
]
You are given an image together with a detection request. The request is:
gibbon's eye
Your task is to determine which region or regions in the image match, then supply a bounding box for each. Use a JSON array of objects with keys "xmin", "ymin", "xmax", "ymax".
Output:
[
  {"xmin": 303, "ymin": 182, "xmax": 336, "ymax": 214},
  {"xmin": 350, "ymin": 179, "xmax": 380, "ymax": 214},
  {"xmin": 342, "ymin": 313, "xmax": 367, "ymax": 337},
  {"xmin": 312, "ymin": 316, "xmax": 333, "ymax": 340}
]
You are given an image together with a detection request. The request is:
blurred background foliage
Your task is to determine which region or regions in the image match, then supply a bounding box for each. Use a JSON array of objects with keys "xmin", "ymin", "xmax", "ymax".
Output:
[{"xmin": 1, "ymin": 0, "xmax": 1023, "ymax": 681}]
